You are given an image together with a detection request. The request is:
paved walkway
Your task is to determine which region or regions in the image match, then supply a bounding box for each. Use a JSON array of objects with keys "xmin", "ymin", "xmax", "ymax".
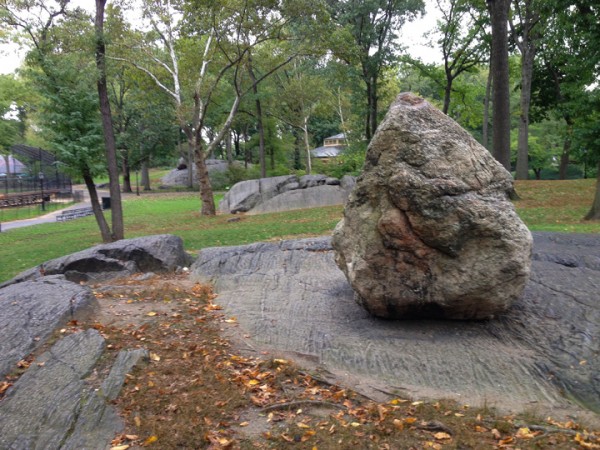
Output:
[{"xmin": 0, "ymin": 187, "xmax": 101, "ymax": 232}]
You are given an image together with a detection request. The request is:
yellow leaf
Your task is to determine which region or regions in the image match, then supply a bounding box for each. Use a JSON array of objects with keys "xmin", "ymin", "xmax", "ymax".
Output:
[
  {"xmin": 454, "ymin": 413, "xmax": 465, "ymax": 417},
  {"xmin": 516, "ymin": 427, "xmax": 536, "ymax": 439},
  {"xmin": 393, "ymin": 419, "xmax": 404, "ymax": 430},
  {"xmin": 434, "ymin": 432, "xmax": 452, "ymax": 440},
  {"xmin": 350, "ymin": 422, "xmax": 361, "ymax": 427},
  {"xmin": 146, "ymin": 312, "xmax": 157, "ymax": 317},
  {"xmin": 298, "ymin": 423, "xmax": 311, "ymax": 429},
  {"xmin": 247, "ymin": 379, "xmax": 260, "ymax": 386},
  {"xmin": 390, "ymin": 398, "xmax": 408, "ymax": 405},
  {"xmin": 134, "ymin": 416, "xmax": 142, "ymax": 427},
  {"xmin": 273, "ymin": 359, "xmax": 288, "ymax": 364},
  {"xmin": 150, "ymin": 353, "xmax": 160, "ymax": 362},
  {"xmin": 411, "ymin": 401, "xmax": 423, "ymax": 406},
  {"xmin": 404, "ymin": 417, "xmax": 418, "ymax": 424},
  {"xmin": 110, "ymin": 445, "xmax": 130, "ymax": 450},
  {"xmin": 239, "ymin": 421, "xmax": 249, "ymax": 427},
  {"xmin": 143, "ymin": 435, "xmax": 158, "ymax": 445}
]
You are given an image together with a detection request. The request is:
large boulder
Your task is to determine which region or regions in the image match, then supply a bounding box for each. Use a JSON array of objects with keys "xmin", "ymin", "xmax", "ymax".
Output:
[
  {"xmin": 332, "ymin": 93, "xmax": 532, "ymax": 320},
  {"xmin": 3, "ymin": 234, "xmax": 193, "ymax": 286},
  {"xmin": 218, "ymin": 175, "xmax": 298, "ymax": 213},
  {"xmin": 160, "ymin": 159, "xmax": 231, "ymax": 188},
  {"xmin": 219, "ymin": 174, "xmax": 356, "ymax": 215}
]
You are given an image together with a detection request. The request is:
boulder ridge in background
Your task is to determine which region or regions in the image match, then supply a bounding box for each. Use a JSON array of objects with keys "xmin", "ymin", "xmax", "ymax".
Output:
[{"xmin": 332, "ymin": 93, "xmax": 533, "ymax": 320}]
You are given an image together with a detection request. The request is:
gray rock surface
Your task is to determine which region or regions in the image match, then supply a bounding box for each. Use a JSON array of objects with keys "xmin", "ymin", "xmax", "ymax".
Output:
[
  {"xmin": 219, "ymin": 174, "xmax": 356, "ymax": 215},
  {"xmin": 3, "ymin": 234, "xmax": 193, "ymax": 287},
  {"xmin": 0, "ymin": 330, "xmax": 109, "ymax": 449},
  {"xmin": 219, "ymin": 175, "xmax": 298, "ymax": 214},
  {"xmin": 190, "ymin": 232, "xmax": 600, "ymax": 418},
  {"xmin": 249, "ymin": 185, "xmax": 350, "ymax": 215},
  {"xmin": 0, "ymin": 276, "xmax": 98, "ymax": 378},
  {"xmin": 160, "ymin": 158, "xmax": 231, "ymax": 188},
  {"xmin": 333, "ymin": 93, "xmax": 532, "ymax": 320},
  {"xmin": 0, "ymin": 329, "xmax": 148, "ymax": 450}
]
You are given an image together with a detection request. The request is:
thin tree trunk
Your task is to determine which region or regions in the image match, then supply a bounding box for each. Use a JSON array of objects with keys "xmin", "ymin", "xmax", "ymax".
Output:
[
  {"xmin": 584, "ymin": 159, "xmax": 600, "ymax": 220},
  {"xmin": 247, "ymin": 52, "xmax": 266, "ymax": 178},
  {"xmin": 483, "ymin": 62, "xmax": 492, "ymax": 149},
  {"xmin": 558, "ymin": 120, "xmax": 572, "ymax": 180},
  {"xmin": 443, "ymin": 74, "xmax": 452, "ymax": 114},
  {"xmin": 514, "ymin": 2, "xmax": 537, "ymax": 181},
  {"xmin": 226, "ymin": 130, "xmax": 233, "ymax": 165},
  {"xmin": 365, "ymin": 78, "xmax": 374, "ymax": 140},
  {"xmin": 303, "ymin": 117, "xmax": 312, "ymax": 175},
  {"xmin": 95, "ymin": 0, "xmax": 124, "ymax": 241},
  {"xmin": 370, "ymin": 77, "xmax": 378, "ymax": 139},
  {"xmin": 489, "ymin": 0, "xmax": 511, "ymax": 171},
  {"xmin": 82, "ymin": 169, "xmax": 111, "ymax": 243},
  {"xmin": 122, "ymin": 151, "xmax": 132, "ymax": 192},
  {"xmin": 141, "ymin": 157, "xmax": 151, "ymax": 191}
]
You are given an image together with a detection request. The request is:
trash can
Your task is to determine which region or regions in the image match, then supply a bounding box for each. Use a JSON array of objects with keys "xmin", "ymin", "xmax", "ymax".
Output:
[{"xmin": 101, "ymin": 196, "xmax": 111, "ymax": 210}]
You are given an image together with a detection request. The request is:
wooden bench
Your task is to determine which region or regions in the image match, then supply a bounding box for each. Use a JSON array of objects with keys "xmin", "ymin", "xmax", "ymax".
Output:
[{"xmin": 56, "ymin": 207, "xmax": 95, "ymax": 222}]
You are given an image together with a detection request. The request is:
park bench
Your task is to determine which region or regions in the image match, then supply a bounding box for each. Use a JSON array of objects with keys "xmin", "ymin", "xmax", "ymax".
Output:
[{"xmin": 56, "ymin": 207, "xmax": 95, "ymax": 222}]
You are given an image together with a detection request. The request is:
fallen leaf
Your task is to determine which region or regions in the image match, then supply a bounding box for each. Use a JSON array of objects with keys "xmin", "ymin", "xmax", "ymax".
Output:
[
  {"xmin": 390, "ymin": 398, "xmax": 408, "ymax": 405},
  {"xmin": 393, "ymin": 419, "xmax": 404, "ymax": 430},
  {"xmin": 516, "ymin": 427, "xmax": 537, "ymax": 439},
  {"xmin": 150, "ymin": 353, "xmax": 161, "ymax": 362},
  {"xmin": 434, "ymin": 432, "xmax": 452, "ymax": 440},
  {"xmin": 110, "ymin": 445, "xmax": 130, "ymax": 450},
  {"xmin": 404, "ymin": 417, "xmax": 418, "ymax": 425},
  {"xmin": 498, "ymin": 436, "xmax": 514, "ymax": 445},
  {"xmin": 239, "ymin": 421, "xmax": 249, "ymax": 427},
  {"xmin": 0, "ymin": 382, "xmax": 13, "ymax": 395},
  {"xmin": 125, "ymin": 434, "xmax": 139, "ymax": 440},
  {"xmin": 411, "ymin": 401, "xmax": 424, "ymax": 406},
  {"xmin": 146, "ymin": 311, "xmax": 157, "ymax": 317},
  {"xmin": 224, "ymin": 317, "xmax": 237, "ymax": 324},
  {"xmin": 134, "ymin": 416, "xmax": 142, "ymax": 427},
  {"xmin": 143, "ymin": 435, "xmax": 158, "ymax": 445}
]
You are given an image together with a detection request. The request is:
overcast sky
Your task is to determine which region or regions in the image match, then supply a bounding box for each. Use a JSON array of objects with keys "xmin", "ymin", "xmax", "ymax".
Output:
[{"xmin": 0, "ymin": 1, "xmax": 441, "ymax": 75}]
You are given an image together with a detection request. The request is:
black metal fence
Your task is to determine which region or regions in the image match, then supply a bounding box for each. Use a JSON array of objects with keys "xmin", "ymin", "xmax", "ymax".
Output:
[{"xmin": 1, "ymin": 145, "xmax": 73, "ymax": 209}]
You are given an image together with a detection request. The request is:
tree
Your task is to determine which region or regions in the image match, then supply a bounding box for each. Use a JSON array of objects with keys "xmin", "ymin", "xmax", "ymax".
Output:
[
  {"xmin": 487, "ymin": 0, "xmax": 511, "ymax": 170},
  {"xmin": 328, "ymin": 0, "xmax": 424, "ymax": 139},
  {"xmin": 118, "ymin": 0, "xmax": 307, "ymax": 215},
  {"xmin": 510, "ymin": 0, "xmax": 542, "ymax": 180},
  {"xmin": 95, "ymin": 0, "xmax": 123, "ymax": 241}
]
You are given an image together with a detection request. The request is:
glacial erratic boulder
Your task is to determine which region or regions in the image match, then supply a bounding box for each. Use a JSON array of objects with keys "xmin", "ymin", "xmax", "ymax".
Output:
[
  {"xmin": 3, "ymin": 234, "xmax": 193, "ymax": 286},
  {"xmin": 332, "ymin": 93, "xmax": 533, "ymax": 320}
]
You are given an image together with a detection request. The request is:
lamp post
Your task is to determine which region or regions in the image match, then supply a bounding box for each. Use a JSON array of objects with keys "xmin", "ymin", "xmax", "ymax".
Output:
[{"xmin": 39, "ymin": 172, "xmax": 45, "ymax": 211}]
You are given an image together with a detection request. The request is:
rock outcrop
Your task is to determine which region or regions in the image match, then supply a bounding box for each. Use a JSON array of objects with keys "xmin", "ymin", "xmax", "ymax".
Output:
[
  {"xmin": 0, "ymin": 329, "xmax": 148, "ymax": 449},
  {"xmin": 219, "ymin": 174, "xmax": 355, "ymax": 215},
  {"xmin": 190, "ymin": 232, "xmax": 600, "ymax": 417},
  {"xmin": 0, "ymin": 276, "xmax": 98, "ymax": 378},
  {"xmin": 2, "ymin": 234, "xmax": 193, "ymax": 287},
  {"xmin": 332, "ymin": 93, "xmax": 532, "ymax": 320},
  {"xmin": 160, "ymin": 159, "xmax": 231, "ymax": 188}
]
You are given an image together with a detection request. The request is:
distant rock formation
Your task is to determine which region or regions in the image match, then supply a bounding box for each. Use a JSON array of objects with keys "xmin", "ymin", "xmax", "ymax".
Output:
[
  {"xmin": 332, "ymin": 93, "xmax": 532, "ymax": 320},
  {"xmin": 219, "ymin": 174, "xmax": 356, "ymax": 215},
  {"xmin": 159, "ymin": 159, "xmax": 231, "ymax": 188}
]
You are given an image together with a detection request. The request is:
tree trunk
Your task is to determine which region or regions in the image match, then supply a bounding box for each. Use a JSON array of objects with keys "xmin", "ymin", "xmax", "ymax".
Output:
[
  {"xmin": 489, "ymin": 0, "xmax": 511, "ymax": 171},
  {"xmin": 584, "ymin": 159, "xmax": 600, "ymax": 220},
  {"xmin": 247, "ymin": 52, "xmax": 266, "ymax": 178},
  {"xmin": 95, "ymin": 0, "xmax": 124, "ymax": 241},
  {"xmin": 141, "ymin": 157, "xmax": 151, "ymax": 191},
  {"xmin": 370, "ymin": 77, "xmax": 378, "ymax": 139},
  {"xmin": 365, "ymin": 78, "xmax": 374, "ymax": 140},
  {"xmin": 303, "ymin": 117, "xmax": 312, "ymax": 175},
  {"xmin": 558, "ymin": 119, "xmax": 573, "ymax": 180},
  {"xmin": 515, "ymin": 17, "xmax": 536, "ymax": 180},
  {"xmin": 122, "ymin": 151, "xmax": 132, "ymax": 193},
  {"xmin": 293, "ymin": 130, "xmax": 303, "ymax": 170},
  {"xmin": 82, "ymin": 169, "xmax": 112, "ymax": 243},
  {"xmin": 194, "ymin": 150, "xmax": 216, "ymax": 215},
  {"xmin": 226, "ymin": 130, "xmax": 233, "ymax": 165},
  {"xmin": 483, "ymin": 62, "xmax": 492, "ymax": 149},
  {"xmin": 443, "ymin": 70, "xmax": 453, "ymax": 114}
]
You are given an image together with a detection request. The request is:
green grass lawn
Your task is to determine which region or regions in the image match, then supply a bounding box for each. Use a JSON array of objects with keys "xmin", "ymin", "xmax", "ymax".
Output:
[{"xmin": 0, "ymin": 179, "xmax": 598, "ymax": 283}]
